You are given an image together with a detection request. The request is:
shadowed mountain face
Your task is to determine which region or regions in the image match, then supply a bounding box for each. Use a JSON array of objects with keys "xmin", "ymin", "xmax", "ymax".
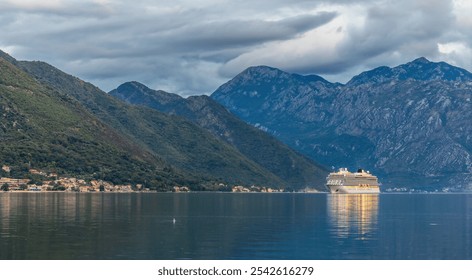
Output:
[
  {"xmin": 212, "ymin": 58, "xmax": 472, "ymax": 191},
  {"xmin": 110, "ymin": 81, "xmax": 328, "ymax": 190},
  {"xmin": 2, "ymin": 49, "xmax": 327, "ymax": 190}
]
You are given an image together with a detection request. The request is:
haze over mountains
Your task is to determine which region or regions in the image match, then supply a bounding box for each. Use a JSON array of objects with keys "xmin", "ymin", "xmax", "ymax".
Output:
[{"xmin": 212, "ymin": 58, "xmax": 472, "ymax": 191}]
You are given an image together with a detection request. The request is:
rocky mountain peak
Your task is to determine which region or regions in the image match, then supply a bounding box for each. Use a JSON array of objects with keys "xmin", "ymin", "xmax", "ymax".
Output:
[
  {"xmin": 116, "ymin": 81, "xmax": 148, "ymax": 92},
  {"xmin": 396, "ymin": 57, "xmax": 472, "ymax": 82},
  {"xmin": 111, "ymin": 81, "xmax": 182, "ymax": 106},
  {"xmin": 410, "ymin": 56, "xmax": 430, "ymax": 64},
  {"xmin": 241, "ymin": 65, "xmax": 286, "ymax": 77},
  {"xmin": 348, "ymin": 57, "xmax": 472, "ymax": 86},
  {"xmin": 227, "ymin": 65, "xmax": 329, "ymax": 88}
]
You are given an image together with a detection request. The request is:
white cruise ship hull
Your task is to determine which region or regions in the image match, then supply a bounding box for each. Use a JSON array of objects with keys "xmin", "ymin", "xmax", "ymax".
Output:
[
  {"xmin": 326, "ymin": 168, "xmax": 381, "ymax": 194},
  {"xmin": 328, "ymin": 185, "xmax": 380, "ymax": 194}
]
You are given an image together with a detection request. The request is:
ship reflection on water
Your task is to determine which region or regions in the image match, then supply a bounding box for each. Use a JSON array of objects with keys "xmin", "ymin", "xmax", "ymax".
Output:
[{"xmin": 327, "ymin": 194, "xmax": 379, "ymax": 240}]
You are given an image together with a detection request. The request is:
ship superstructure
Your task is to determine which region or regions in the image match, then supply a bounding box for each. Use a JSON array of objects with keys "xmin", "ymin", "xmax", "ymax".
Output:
[{"xmin": 327, "ymin": 168, "xmax": 380, "ymax": 194}]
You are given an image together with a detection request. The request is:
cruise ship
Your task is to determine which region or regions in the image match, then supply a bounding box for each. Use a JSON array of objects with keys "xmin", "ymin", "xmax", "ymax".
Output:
[{"xmin": 326, "ymin": 168, "xmax": 380, "ymax": 194}]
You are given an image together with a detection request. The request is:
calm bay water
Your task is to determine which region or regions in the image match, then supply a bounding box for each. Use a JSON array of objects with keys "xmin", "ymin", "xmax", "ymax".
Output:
[{"xmin": 1, "ymin": 192, "xmax": 471, "ymax": 260}]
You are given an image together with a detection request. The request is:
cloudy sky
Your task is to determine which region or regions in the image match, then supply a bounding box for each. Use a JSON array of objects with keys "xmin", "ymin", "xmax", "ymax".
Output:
[{"xmin": 1, "ymin": 0, "xmax": 471, "ymax": 96}]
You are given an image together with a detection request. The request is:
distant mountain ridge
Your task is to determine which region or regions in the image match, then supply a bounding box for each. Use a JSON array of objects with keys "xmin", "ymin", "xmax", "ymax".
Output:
[
  {"xmin": 110, "ymin": 81, "xmax": 328, "ymax": 189},
  {"xmin": 212, "ymin": 58, "xmax": 472, "ymax": 191}
]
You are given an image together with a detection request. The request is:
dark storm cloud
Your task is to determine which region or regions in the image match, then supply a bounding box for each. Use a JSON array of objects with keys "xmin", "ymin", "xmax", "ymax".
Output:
[{"xmin": 167, "ymin": 12, "xmax": 337, "ymax": 54}]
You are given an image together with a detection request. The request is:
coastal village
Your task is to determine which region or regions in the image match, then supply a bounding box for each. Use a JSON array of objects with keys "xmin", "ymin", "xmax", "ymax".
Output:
[
  {"xmin": 1, "ymin": 165, "xmax": 141, "ymax": 192},
  {"xmin": 0, "ymin": 165, "xmax": 284, "ymax": 193}
]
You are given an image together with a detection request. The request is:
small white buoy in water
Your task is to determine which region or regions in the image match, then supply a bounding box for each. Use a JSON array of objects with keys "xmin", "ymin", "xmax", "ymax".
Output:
[{"xmin": 173, "ymin": 218, "xmax": 176, "ymax": 224}]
